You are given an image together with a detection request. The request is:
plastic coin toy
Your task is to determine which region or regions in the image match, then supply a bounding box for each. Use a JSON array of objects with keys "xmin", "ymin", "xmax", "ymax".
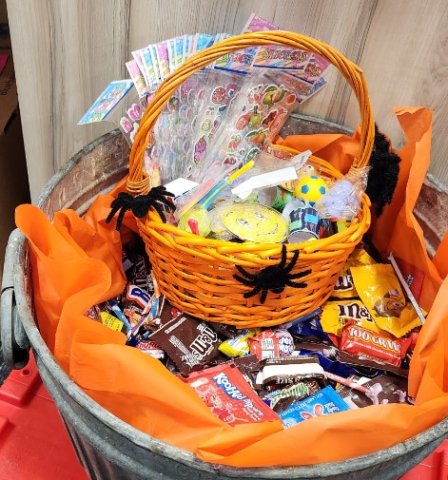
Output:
[
  {"xmin": 294, "ymin": 175, "xmax": 327, "ymax": 206},
  {"xmin": 220, "ymin": 203, "xmax": 288, "ymax": 243}
]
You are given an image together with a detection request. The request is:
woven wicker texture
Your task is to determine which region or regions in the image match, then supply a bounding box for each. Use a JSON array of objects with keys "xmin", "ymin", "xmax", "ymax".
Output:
[{"xmin": 127, "ymin": 31, "xmax": 374, "ymax": 327}]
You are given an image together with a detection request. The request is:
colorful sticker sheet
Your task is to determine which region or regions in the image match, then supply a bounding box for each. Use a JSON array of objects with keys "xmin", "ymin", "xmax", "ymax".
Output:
[
  {"xmin": 243, "ymin": 13, "xmax": 330, "ymax": 95},
  {"xmin": 80, "ymin": 14, "xmax": 331, "ymax": 185},
  {"xmin": 122, "ymin": 15, "xmax": 329, "ymax": 106},
  {"xmin": 78, "ymin": 80, "xmax": 134, "ymax": 125}
]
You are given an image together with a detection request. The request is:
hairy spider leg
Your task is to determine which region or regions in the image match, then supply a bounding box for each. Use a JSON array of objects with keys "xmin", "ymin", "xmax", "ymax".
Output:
[
  {"xmin": 151, "ymin": 202, "xmax": 167, "ymax": 222},
  {"xmin": 244, "ymin": 285, "xmax": 262, "ymax": 299},
  {"xmin": 277, "ymin": 244, "xmax": 288, "ymax": 270},
  {"xmin": 235, "ymin": 265, "xmax": 258, "ymax": 280},
  {"xmin": 234, "ymin": 274, "xmax": 258, "ymax": 287},
  {"xmin": 260, "ymin": 289, "xmax": 269, "ymax": 303},
  {"xmin": 116, "ymin": 205, "xmax": 128, "ymax": 231},
  {"xmin": 271, "ymin": 286, "xmax": 286, "ymax": 294},
  {"xmin": 151, "ymin": 192, "xmax": 175, "ymax": 209},
  {"xmin": 285, "ymin": 279, "xmax": 307, "ymax": 288},
  {"xmin": 288, "ymin": 268, "xmax": 312, "ymax": 279},
  {"xmin": 283, "ymin": 249, "xmax": 300, "ymax": 274}
]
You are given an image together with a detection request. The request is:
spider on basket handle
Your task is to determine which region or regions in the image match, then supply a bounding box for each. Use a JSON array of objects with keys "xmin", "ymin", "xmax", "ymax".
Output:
[{"xmin": 106, "ymin": 186, "xmax": 175, "ymax": 231}]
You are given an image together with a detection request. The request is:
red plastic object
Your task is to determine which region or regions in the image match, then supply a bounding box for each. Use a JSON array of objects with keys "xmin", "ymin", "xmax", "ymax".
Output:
[
  {"xmin": 0, "ymin": 354, "xmax": 446, "ymax": 480},
  {"xmin": 401, "ymin": 439, "xmax": 448, "ymax": 479},
  {"xmin": 0, "ymin": 354, "xmax": 88, "ymax": 480}
]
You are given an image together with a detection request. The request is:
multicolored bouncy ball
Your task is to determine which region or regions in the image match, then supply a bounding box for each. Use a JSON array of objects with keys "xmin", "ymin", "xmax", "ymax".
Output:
[{"xmin": 294, "ymin": 175, "xmax": 327, "ymax": 206}]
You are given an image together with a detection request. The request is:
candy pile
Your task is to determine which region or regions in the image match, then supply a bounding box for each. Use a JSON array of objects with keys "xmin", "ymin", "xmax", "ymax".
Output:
[{"xmin": 87, "ymin": 238, "xmax": 424, "ymax": 428}]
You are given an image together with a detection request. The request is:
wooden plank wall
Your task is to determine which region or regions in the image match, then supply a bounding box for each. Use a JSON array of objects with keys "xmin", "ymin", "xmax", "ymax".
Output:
[{"xmin": 7, "ymin": 0, "xmax": 448, "ymax": 200}]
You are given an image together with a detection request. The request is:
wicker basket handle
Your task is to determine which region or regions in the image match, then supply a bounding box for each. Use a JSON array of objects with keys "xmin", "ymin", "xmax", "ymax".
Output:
[{"xmin": 127, "ymin": 31, "xmax": 374, "ymax": 195}]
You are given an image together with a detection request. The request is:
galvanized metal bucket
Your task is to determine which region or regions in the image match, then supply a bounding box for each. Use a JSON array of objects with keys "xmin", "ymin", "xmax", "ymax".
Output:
[{"xmin": 2, "ymin": 117, "xmax": 448, "ymax": 480}]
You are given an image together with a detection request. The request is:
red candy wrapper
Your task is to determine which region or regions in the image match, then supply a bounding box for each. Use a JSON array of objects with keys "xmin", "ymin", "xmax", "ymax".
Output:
[
  {"xmin": 183, "ymin": 364, "xmax": 279, "ymax": 425},
  {"xmin": 249, "ymin": 329, "xmax": 294, "ymax": 360},
  {"xmin": 340, "ymin": 322, "xmax": 412, "ymax": 367},
  {"xmin": 136, "ymin": 340, "xmax": 165, "ymax": 360}
]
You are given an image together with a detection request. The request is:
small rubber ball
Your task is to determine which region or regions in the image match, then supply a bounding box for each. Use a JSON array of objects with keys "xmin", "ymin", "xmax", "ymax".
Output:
[{"xmin": 294, "ymin": 175, "xmax": 328, "ymax": 205}]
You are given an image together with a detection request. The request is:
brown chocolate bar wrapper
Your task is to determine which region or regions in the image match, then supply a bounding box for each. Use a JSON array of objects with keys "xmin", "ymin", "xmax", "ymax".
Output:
[
  {"xmin": 263, "ymin": 379, "xmax": 321, "ymax": 413},
  {"xmin": 233, "ymin": 354, "xmax": 261, "ymax": 376},
  {"xmin": 256, "ymin": 356, "xmax": 325, "ymax": 389},
  {"xmin": 209, "ymin": 322, "xmax": 240, "ymax": 339},
  {"xmin": 339, "ymin": 374, "xmax": 409, "ymax": 408},
  {"xmin": 150, "ymin": 314, "xmax": 221, "ymax": 375},
  {"xmin": 232, "ymin": 354, "xmax": 261, "ymax": 385}
]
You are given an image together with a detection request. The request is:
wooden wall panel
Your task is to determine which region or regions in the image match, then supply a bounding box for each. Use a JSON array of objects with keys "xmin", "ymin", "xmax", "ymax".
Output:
[{"xmin": 6, "ymin": 0, "xmax": 448, "ymax": 200}]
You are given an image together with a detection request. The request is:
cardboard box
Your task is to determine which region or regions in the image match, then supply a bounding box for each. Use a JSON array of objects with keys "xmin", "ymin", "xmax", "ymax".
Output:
[
  {"xmin": 0, "ymin": 50, "xmax": 30, "ymax": 279},
  {"xmin": 0, "ymin": 0, "xmax": 9, "ymax": 48}
]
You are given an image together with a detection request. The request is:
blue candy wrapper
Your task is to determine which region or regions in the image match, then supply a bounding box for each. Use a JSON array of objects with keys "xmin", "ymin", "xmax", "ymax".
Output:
[
  {"xmin": 280, "ymin": 385, "xmax": 349, "ymax": 428},
  {"xmin": 295, "ymin": 349, "xmax": 358, "ymax": 378},
  {"xmin": 287, "ymin": 309, "xmax": 332, "ymax": 343}
]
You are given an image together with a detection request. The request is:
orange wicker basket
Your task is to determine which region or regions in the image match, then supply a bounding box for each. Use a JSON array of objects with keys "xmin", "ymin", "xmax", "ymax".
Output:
[{"xmin": 126, "ymin": 31, "xmax": 374, "ymax": 328}]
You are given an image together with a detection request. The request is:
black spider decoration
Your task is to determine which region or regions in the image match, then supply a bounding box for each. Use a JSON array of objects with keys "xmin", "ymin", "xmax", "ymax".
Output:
[
  {"xmin": 234, "ymin": 245, "xmax": 311, "ymax": 304},
  {"xmin": 106, "ymin": 185, "xmax": 175, "ymax": 231},
  {"xmin": 366, "ymin": 125, "xmax": 401, "ymax": 217}
]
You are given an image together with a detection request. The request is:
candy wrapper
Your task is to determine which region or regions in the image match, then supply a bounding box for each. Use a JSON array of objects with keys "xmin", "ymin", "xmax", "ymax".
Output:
[
  {"xmin": 320, "ymin": 299, "xmax": 383, "ymax": 337},
  {"xmin": 338, "ymin": 374, "xmax": 409, "ymax": 408},
  {"xmin": 100, "ymin": 310, "xmax": 125, "ymax": 332},
  {"xmin": 340, "ymin": 322, "xmax": 412, "ymax": 367},
  {"xmin": 280, "ymin": 386, "xmax": 349, "ymax": 427},
  {"xmin": 351, "ymin": 264, "xmax": 423, "ymax": 337},
  {"xmin": 255, "ymin": 357, "xmax": 325, "ymax": 389},
  {"xmin": 136, "ymin": 339, "xmax": 166, "ymax": 360},
  {"xmin": 288, "ymin": 308, "xmax": 333, "ymax": 344},
  {"xmin": 183, "ymin": 364, "xmax": 279, "ymax": 425},
  {"xmin": 332, "ymin": 247, "xmax": 377, "ymax": 299},
  {"xmin": 262, "ymin": 379, "xmax": 321, "ymax": 413},
  {"xmin": 232, "ymin": 354, "xmax": 261, "ymax": 384},
  {"xmin": 295, "ymin": 341, "xmax": 410, "ymax": 378},
  {"xmin": 219, "ymin": 329, "xmax": 261, "ymax": 357},
  {"xmin": 294, "ymin": 344, "xmax": 359, "ymax": 379},
  {"xmin": 150, "ymin": 313, "xmax": 221, "ymax": 375},
  {"xmin": 249, "ymin": 329, "xmax": 295, "ymax": 360}
]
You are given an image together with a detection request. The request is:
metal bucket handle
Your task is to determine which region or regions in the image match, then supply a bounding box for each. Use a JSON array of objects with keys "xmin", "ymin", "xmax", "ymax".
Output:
[{"xmin": 1, "ymin": 229, "xmax": 30, "ymax": 369}]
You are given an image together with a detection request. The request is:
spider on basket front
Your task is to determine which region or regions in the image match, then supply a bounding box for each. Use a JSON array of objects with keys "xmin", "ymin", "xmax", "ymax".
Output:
[{"xmin": 234, "ymin": 245, "xmax": 311, "ymax": 304}]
